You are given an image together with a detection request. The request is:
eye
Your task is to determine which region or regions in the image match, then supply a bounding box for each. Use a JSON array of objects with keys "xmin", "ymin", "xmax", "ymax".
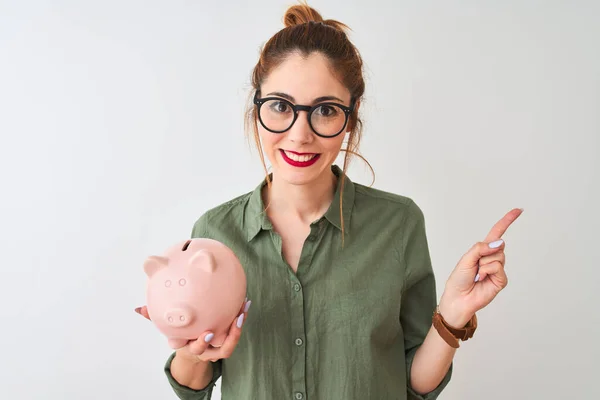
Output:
[
  {"xmin": 179, "ymin": 279, "xmax": 186, "ymax": 286},
  {"xmin": 268, "ymin": 100, "xmax": 291, "ymax": 113},
  {"xmin": 164, "ymin": 280, "xmax": 172, "ymax": 287},
  {"xmin": 315, "ymin": 105, "xmax": 338, "ymax": 117}
]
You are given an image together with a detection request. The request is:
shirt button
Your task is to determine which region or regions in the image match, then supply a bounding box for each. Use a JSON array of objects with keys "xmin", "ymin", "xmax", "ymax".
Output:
[
  {"xmin": 295, "ymin": 393, "xmax": 303, "ymax": 400},
  {"xmin": 294, "ymin": 283, "xmax": 301, "ymax": 292},
  {"xmin": 295, "ymin": 338, "xmax": 303, "ymax": 346}
]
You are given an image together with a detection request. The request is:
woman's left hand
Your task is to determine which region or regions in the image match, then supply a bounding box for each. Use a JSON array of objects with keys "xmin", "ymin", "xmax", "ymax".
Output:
[{"xmin": 438, "ymin": 208, "xmax": 524, "ymax": 327}]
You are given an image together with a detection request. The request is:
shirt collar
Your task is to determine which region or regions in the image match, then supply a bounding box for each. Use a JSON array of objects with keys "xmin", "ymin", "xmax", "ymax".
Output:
[{"xmin": 244, "ymin": 164, "xmax": 355, "ymax": 242}]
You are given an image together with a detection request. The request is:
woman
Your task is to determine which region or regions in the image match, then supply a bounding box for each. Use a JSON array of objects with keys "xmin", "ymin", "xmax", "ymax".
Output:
[{"xmin": 136, "ymin": 3, "xmax": 522, "ymax": 399}]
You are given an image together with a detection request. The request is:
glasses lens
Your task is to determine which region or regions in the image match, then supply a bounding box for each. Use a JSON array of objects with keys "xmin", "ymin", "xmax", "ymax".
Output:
[
  {"xmin": 310, "ymin": 104, "xmax": 347, "ymax": 137},
  {"xmin": 259, "ymin": 99, "xmax": 294, "ymax": 132}
]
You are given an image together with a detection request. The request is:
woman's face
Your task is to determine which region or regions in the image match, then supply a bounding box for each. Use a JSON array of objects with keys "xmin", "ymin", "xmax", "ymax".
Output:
[{"xmin": 257, "ymin": 51, "xmax": 353, "ymax": 186}]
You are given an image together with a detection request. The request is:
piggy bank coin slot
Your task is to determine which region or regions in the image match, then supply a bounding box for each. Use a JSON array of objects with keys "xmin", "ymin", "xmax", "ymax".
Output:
[{"xmin": 181, "ymin": 240, "xmax": 192, "ymax": 251}]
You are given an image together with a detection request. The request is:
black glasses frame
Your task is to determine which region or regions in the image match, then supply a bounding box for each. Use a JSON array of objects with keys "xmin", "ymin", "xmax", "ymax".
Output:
[{"xmin": 253, "ymin": 90, "xmax": 355, "ymax": 138}]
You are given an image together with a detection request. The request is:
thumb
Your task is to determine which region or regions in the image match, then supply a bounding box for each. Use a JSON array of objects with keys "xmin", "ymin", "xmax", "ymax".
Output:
[
  {"xmin": 187, "ymin": 331, "xmax": 215, "ymax": 356},
  {"xmin": 458, "ymin": 239, "xmax": 505, "ymax": 270}
]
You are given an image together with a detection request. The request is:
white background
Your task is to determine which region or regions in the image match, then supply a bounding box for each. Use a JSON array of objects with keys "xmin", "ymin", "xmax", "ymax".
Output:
[{"xmin": 1, "ymin": 1, "xmax": 598, "ymax": 399}]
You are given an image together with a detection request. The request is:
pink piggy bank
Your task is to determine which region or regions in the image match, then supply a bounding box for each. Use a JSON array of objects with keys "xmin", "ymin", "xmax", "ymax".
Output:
[{"xmin": 143, "ymin": 238, "xmax": 247, "ymax": 349}]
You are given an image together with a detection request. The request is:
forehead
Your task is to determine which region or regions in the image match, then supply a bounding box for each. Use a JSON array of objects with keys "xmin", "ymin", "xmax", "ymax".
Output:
[{"xmin": 261, "ymin": 51, "xmax": 350, "ymax": 103}]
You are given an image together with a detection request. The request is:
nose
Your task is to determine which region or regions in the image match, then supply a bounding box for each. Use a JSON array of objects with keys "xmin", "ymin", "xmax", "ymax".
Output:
[
  {"xmin": 164, "ymin": 307, "xmax": 194, "ymax": 328},
  {"xmin": 287, "ymin": 112, "xmax": 314, "ymax": 144}
]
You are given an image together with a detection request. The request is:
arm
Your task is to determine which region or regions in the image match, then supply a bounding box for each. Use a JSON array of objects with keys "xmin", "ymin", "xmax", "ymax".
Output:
[
  {"xmin": 403, "ymin": 203, "xmax": 521, "ymax": 397},
  {"xmin": 164, "ymin": 352, "xmax": 222, "ymax": 400},
  {"xmin": 410, "ymin": 293, "xmax": 473, "ymax": 393},
  {"xmin": 408, "ymin": 315, "xmax": 457, "ymax": 394},
  {"xmin": 170, "ymin": 353, "xmax": 214, "ymax": 390}
]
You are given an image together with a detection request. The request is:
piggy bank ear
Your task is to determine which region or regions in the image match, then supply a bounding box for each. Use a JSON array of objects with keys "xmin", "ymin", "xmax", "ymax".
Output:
[
  {"xmin": 143, "ymin": 255, "xmax": 169, "ymax": 277},
  {"xmin": 188, "ymin": 249, "xmax": 217, "ymax": 273}
]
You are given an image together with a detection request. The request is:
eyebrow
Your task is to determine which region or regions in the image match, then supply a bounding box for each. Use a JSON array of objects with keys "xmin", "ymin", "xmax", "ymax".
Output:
[{"xmin": 265, "ymin": 91, "xmax": 346, "ymax": 104}]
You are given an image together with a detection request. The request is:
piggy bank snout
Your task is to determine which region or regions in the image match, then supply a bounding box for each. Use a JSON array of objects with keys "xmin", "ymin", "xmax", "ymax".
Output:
[{"xmin": 164, "ymin": 307, "xmax": 194, "ymax": 328}]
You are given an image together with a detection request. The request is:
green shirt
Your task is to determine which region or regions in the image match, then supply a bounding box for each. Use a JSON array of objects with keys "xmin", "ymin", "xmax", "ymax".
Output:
[{"xmin": 163, "ymin": 165, "xmax": 452, "ymax": 400}]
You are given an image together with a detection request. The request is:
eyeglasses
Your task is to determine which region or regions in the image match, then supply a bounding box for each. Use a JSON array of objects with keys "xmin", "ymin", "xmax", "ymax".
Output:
[{"xmin": 253, "ymin": 91, "xmax": 355, "ymax": 138}]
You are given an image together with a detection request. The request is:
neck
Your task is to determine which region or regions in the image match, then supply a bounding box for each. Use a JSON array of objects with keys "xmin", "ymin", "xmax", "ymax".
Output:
[{"xmin": 263, "ymin": 168, "xmax": 338, "ymax": 225}]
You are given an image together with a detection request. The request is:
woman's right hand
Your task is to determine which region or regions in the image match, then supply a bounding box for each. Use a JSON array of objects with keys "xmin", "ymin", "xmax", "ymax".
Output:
[{"xmin": 135, "ymin": 298, "xmax": 251, "ymax": 363}]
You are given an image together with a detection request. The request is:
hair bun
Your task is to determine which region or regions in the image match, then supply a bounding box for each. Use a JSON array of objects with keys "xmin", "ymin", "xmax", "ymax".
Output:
[
  {"xmin": 283, "ymin": 3, "xmax": 350, "ymax": 33},
  {"xmin": 283, "ymin": 4, "xmax": 324, "ymax": 27}
]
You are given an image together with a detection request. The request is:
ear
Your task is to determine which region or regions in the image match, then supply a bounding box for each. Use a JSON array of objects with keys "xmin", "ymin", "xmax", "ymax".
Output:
[
  {"xmin": 143, "ymin": 255, "xmax": 169, "ymax": 277},
  {"xmin": 188, "ymin": 249, "xmax": 217, "ymax": 273}
]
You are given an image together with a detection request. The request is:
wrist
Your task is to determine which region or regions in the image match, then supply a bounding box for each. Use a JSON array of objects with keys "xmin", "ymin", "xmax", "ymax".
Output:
[
  {"xmin": 437, "ymin": 296, "xmax": 474, "ymax": 329},
  {"xmin": 175, "ymin": 349, "xmax": 207, "ymax": 365},
  {"xmin": 171, "ymin": 351, "xmax": 213, "ymax": 390}
]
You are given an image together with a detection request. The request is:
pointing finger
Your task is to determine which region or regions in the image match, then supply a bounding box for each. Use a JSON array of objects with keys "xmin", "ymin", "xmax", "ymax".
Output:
[{"xmin": 484, "ymin": 208, "xmax": 523, "ymax": 242}]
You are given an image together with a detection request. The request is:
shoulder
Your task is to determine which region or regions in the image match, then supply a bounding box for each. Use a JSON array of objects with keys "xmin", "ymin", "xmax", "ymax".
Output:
[
  {"xmin": 352, "ymin": 182, "xmax": 425, "ymax": 224},
  {"xmin": 190, "ymin": 191, "xmax": 253, "ymax": 238}
]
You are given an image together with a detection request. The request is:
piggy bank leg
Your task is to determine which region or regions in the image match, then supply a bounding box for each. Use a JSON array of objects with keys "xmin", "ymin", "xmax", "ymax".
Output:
[{"xmin": 168, "ymin": 338, "xmax": 189, "ymax": 349}]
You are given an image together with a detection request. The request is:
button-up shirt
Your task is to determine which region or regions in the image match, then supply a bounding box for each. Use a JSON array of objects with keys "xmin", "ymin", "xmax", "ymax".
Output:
[{"xmin": 163, "ymin": 165, "xmax": 452, "ymax": 399}]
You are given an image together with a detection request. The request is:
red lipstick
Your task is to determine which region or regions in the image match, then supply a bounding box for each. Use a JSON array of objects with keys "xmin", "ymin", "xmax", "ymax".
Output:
[{"xmin": 280, "ymin": 149, "xmax": 320, "ymax": 168}]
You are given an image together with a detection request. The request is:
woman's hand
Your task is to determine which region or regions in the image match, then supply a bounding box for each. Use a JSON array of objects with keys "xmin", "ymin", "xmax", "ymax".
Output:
[
  {"xmin": 135, "ymin": 299, "xmax": 251, "ymax": 363},
  {"xmin": 438, "ymin": 208, "xmax": 523, "ymax": 327}
]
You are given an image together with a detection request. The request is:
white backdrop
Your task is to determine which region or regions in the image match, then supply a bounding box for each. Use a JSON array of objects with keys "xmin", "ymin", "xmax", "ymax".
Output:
[{"xmin": 1, "ymin": 1, "xmax": 598, "ymax": 399}]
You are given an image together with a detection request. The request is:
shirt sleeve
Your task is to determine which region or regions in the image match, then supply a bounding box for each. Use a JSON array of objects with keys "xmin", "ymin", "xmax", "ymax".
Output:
[
  {"xmin": 400, "ymin": 199, "xmax": 452, "ymax": 400},
  {"xmin": 163, "ymin": 352, "xmax": 223, "ymax": 400}
]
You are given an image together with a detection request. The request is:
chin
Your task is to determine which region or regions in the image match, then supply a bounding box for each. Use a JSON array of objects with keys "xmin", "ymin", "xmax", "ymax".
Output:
[
  {"xmin": 272, "ymin": 155, "xmax": 330, "ymax": 186},
  {"xmin": 271, "ymin": 166, "xmax": 314, "ymax": 186},
  {"xmin": 280, "ymin": 172, "xmax": 319, "ymax": 186}
]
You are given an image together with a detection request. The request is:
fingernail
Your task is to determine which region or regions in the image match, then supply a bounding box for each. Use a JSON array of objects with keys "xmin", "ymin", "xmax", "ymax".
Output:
[
  {"xmin": 204, "ymin": 333, "xmax": 214, "ymax": 342},
  {"xmin": 236, "ymin": 313, "xmax": 245, "ymax": 328},
  {"xmin": 474, "ymin": 273, "xmax": 480, "ymax": 282},
  {"xmin": 134, "ymin": 307, "xmax": 141, "ymax": 314},
  {"xmin": 244, "ymin": 300, "xmax": 252, "ymax": 313},
  {"xmin": 489, "ymin": 239, "xmax": 504, "ymax": 249}
]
